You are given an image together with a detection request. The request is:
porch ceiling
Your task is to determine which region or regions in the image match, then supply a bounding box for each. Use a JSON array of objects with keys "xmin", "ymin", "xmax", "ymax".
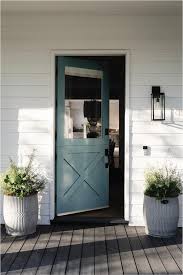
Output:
[{"xmin": 2, "ymin": 1, "xmax": 182, "ymax": 16}]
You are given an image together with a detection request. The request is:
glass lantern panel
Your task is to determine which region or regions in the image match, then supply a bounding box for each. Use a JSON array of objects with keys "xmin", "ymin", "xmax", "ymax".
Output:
[{"xmin": 153, "ymin": 95, "xmax": 165, "ymax": 120}]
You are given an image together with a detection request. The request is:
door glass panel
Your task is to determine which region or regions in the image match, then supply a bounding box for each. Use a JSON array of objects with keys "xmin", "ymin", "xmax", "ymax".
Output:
[{"xmin": 64, "ymin": 66, "xmax": 103, "ymax": 139}]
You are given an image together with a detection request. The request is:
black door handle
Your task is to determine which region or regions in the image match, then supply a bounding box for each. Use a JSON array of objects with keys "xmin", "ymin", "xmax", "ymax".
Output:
[{"xmin": 105, "ymin": 148, "xmax": 109, "ymax": 168}]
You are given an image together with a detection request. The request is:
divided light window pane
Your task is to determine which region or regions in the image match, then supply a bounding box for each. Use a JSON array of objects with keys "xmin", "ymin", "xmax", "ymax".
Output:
[{"xmin": 64, "ymin": 66, "xmax": 102, "ymax": 139}]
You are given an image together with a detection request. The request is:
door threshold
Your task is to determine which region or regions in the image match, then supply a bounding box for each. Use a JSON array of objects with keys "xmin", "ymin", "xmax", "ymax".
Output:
[
  {"xmin": 56, "ymin": 206, "xmax": 109, "ymax": 216},
  {"xmin": 51, "ymin": 216, "xmax": 128, "ymax": 225}
]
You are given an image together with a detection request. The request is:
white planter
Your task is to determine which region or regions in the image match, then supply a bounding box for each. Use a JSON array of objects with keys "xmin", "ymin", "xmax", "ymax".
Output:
[
  {"xmin": 143, "ymin": 195, "xmax": 179, "ymax": 238},
  {"xmin": 3, "ymin": 193, "xmax": 38, "ymax": 236}
]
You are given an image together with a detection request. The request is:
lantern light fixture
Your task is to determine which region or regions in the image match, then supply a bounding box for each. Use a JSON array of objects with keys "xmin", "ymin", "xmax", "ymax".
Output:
[{"xmin": 151, "ymin": 86, "xmax": 165, "ymax": 121}]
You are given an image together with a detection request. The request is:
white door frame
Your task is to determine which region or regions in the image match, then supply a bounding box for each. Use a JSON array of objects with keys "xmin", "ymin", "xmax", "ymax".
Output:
[{"xmin": 50, "ymin": 49, "xmax": 130, "ymax": 222}]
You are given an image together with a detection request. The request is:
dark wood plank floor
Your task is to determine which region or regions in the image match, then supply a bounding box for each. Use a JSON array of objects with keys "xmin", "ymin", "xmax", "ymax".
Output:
[{"xmin": 1, "ymin": 225, "xmax": 182, "ymax": 275}]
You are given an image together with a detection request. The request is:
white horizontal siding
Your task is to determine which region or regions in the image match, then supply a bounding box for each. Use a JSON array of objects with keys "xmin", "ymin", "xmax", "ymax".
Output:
[
  {"xmin": 2, "ymin": 17, "xmax": 180, "ymax": 41},
  {"xmin": 131, "ymin": 157, "xmax": 183, "ymax": 169},
  {"xmin": 131, "ymin": 73, "xmax": 182, "ymax": 86},
  {"xmin": 130, "ymin": 85, "xmax": 182, "ymax": 98},
  {"xmin": 132, "ymin": 145, "xmax": 183, "ymax": 157},
  {"xmin": 131, "ymin": 62, "xmax": 181, "ymax": 74},
  {"xmin": 1, "ymin": 108, "xmax": 51, "ymax": 121},
  {"xmin": 131, "ymin": 49, "xmax": 182, "ymax": 61},
  {"xmin": 131, "ymin": 110, "xmax": 183, "ymax": 122},
  {"xmin": 130, "ymin": 122, "xmax": 183, "ymax": 134},
  {"xmin": 1, "ymin": 12, "xmax": 182, "ymax": 226},
  {"xmin": 2, "ymin": 73, "xmax": 49, "ymax": 86},
  {"xmin": 130, "ymin": 97, "xmax": 182, "ymax": 110},
  {"xmin": 131, "ymin": 134, "xmax": 183, "ymax": 146},
  {"xmin": 1, "ymin": 144, "xmax": 51, "ymax": 156},
  {"xmin": 1, "ymin": 133, "xmax": 51, "ymax": 145},
  {"xmin": 1, "ymin": 155, "xmax": 51, "ymax": 168},
  {"xmin": 2, "ymin": 121, "xmax": 49, "ymax": 133},
  {"xmin": 2, "ymin": 50, "xmax": 50, "ymax": 74},
  {"xmin": 2, "ymin": 85, "xmax": 50, "ymax": 97},
  {"xmin": 2, "ymin": 15, "xmax": 181, "ymax": 52},
  {"xmin": 1, "ymin": 97, "xmax": 49, "ymax": 109}
]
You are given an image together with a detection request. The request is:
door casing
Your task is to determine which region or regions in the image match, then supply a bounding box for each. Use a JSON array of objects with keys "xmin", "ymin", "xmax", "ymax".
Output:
[{"xmin": 50, "ymin": 49, "xmax": 130, "ymax": 222}]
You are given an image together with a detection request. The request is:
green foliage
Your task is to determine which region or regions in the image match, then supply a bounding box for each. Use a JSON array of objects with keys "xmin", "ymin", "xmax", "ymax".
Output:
[
  {"xmin": 144, "ymin": 165, "xmax": 182, "ymax": 200},
  {"xmin": 0, "ymin": 151, "xmax": 46, "ymax": 198}
]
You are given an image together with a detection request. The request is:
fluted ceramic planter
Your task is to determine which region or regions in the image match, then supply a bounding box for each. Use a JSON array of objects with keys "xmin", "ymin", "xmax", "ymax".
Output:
[
  {"xmin": 143, "ymin": 195, "xmax": 179, "ymax": 238},
  {"xmin": 3, "ymin": 193, "xmax": 38, "ymax": 236}
]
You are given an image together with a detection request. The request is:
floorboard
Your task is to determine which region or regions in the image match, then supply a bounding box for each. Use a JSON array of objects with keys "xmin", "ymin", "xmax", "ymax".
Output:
[
  {"xmin": 150, "ymin": 234, "xmax": 181, "ymax": 274},
  {"xmin": 65, "ymin": 226, "xmax": 83, "ymax": 275},
  {"xmin": 162, "ymin": 237, "xmax": 182, "ymax": 272},
  {"xmin": 36, "ymin": 225, "xmax": 62, "ymax": 275},
  {"xmin": 115, "ymin": 225, "xmax": 138, "ymax": 274},
  {"xmin": 125, "ymin": 226, "xmax": 153, "ymax": 274},
  {"xmin": 94, "ymin": 226, "xmax": 109, "ymax": 275},
  {"xmin": 6, "ymin": 231, "xmax": 40, "ymax": 275},
  {"xmin": 51, "ymin": 225, "xmax": 73, "ymax": 275},
  {"xmin": 1, "ymin": 235, "xmax": 15, "ymax": 258},
  {"xmin": 1, "ymin": 226, "xmax": 7, "ymax": 241},
  {"xmin": 1, "ymin": 236, "xmax": 27, "ymax": 274},
  {"xmin": 105, "ymin": 225, "xmax": 123, "ymax": 275},
  {"xmin": 175, "ymin": 228, "xmax": 182, "ymax": 252},
  {"xmin": 135, "ymin": 227, "xmax": 167, "ymax": 274},
  {"xmin": 21, "ymin": 225, "xmax": 53, "ymax": 275},
  {"xmin": 80, "ymin": 227, "xmax": 95, "ymax": 275}
]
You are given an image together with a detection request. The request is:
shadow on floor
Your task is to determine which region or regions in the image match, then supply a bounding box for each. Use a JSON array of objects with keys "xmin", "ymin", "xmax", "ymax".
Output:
[{"xmin": 1, "ymin": 225, "xmax": 182, "ymax": 273}]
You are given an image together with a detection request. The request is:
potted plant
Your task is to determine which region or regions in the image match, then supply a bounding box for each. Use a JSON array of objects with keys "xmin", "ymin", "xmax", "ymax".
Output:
[
  {"xmin": 0, "ymin": 151, "xmax": 46, "ymax": 236},
  {"xmin": 143, "ymin": 165, "xmax": 182, "ymax": 238}
]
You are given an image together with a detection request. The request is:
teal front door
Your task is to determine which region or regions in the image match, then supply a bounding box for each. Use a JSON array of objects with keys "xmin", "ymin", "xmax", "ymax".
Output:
[{"xmin": 56, "ymin": 57, "xmax": 109, "ymax": 215}]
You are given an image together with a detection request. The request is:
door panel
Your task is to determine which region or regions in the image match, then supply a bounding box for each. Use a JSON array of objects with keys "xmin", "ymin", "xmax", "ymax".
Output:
[{"xmin": 56, "ymin": 57, "xmax": 109, "ymax": 215}]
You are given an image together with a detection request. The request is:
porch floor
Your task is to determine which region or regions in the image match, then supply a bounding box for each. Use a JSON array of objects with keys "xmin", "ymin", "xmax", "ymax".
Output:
[{"xmin": 1, "ymin": 224, "xmax": 182, "ymax": 275}]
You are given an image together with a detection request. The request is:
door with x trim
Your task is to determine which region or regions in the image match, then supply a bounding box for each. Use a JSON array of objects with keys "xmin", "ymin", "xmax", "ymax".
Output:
[{"xmin": 56, "ymin": 56, "xmax": 109, "ymax": 215}]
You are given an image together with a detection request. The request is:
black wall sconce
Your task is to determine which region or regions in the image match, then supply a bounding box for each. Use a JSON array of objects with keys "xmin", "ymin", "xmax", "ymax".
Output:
[{"xmin": 151, "ymin": 86, "xmax": 165, "ymax": 121}]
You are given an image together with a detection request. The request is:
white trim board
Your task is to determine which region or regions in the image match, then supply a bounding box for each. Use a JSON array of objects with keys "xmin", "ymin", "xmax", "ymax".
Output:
[{"xmin": 50, "ymin": 49, "xmax": 130, "ymax": 222}]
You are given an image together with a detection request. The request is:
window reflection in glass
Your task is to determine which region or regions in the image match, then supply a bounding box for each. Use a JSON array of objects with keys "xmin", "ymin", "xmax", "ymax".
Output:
[{"xmin": 64, "ymin": 67, "xmax": 102, "ymax": 139}]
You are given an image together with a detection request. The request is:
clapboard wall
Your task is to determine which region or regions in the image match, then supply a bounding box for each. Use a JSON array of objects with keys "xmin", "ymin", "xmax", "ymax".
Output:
[{"xmin": 1, "ymin": 14, "xmax": 182, "ymax": 225}]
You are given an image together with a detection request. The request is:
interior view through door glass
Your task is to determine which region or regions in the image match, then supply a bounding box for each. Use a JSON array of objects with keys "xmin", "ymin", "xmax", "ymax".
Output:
[
  {"xmin": 64, "ymin": 66, "xmax": 102, "ymax": 139},
  {"xmin": 109, "ymin": 100, "xmax": 119, "ymax": 168}
]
